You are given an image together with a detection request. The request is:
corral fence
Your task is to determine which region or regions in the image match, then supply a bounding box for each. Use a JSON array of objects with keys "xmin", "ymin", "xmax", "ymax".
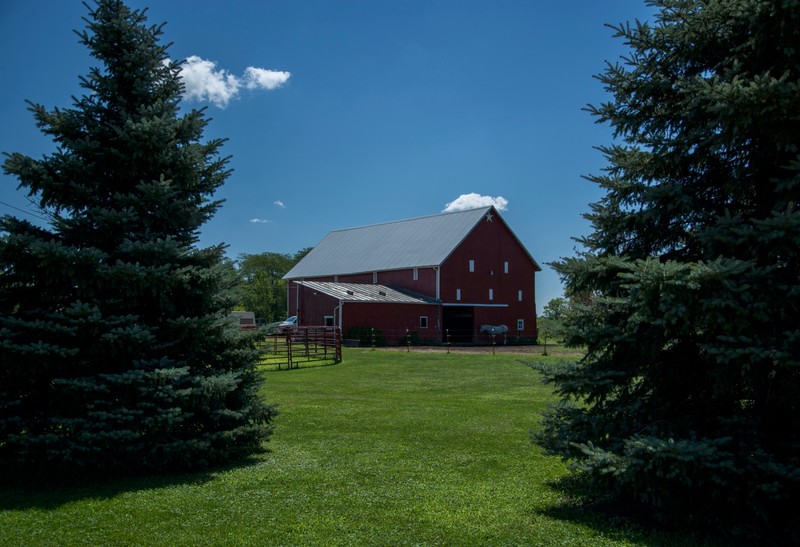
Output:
[{"xmin": 256, "ymin": 326, "xmax": 342, "ymax": 370}]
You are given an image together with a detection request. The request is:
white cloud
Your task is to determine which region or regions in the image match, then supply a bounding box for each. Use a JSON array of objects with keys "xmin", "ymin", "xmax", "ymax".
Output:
[
  {"xmin": 180, "ymin": 56, "xmax": 239, "ymax": 108},
  {"xmin": 442, "ymin": 193, "xmax": 509, "ymax": 213},
  {"xmin": 249, "ymin": 218, "xmax": 271, "ymax": 224},
  {"xmin": 273, "ymin": 200, "xmax": 286, "ymax": 209},
  {"xmin": 245, "ymin": 67, "xmax": 291, "ymax": 90},
  {"xmin": 179, "ymin": 55, "xmax": 291, "ymax": 109}
]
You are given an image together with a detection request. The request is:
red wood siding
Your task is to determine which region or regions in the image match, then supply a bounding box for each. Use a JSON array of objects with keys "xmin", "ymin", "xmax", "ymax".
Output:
[
  {"xmin": 341, "ymin": 302, "xmax": 438, "ymax": 344},
  {"xmin": 440, "ymin": 213, "xmax": 537, "ymax": 339},
  {"xmin": 369, "ymin": 268, "xmax": 437, "ymax": 297},
  {"xmin": 294, "ymin": 286, "xmax": 339, "ymax": 327}
]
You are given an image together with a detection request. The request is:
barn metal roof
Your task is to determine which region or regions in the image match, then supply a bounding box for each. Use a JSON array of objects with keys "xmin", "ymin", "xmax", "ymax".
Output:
[
  {"xmin": 284, "ymin": 207, "xmax": 497, "ymax": 279},
  {"xmin": 296, "ymin": 281, "xmax": 438, "ymax": 304}
]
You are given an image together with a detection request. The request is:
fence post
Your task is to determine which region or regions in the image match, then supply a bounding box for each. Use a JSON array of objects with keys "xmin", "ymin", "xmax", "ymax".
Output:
[
  {"xmin": 304, "ymin": 328, "xmax": 310, "ymax": 362},
  {"xmin": 286, "ymin": 330, "xmax": 293, "ymax": 369}
]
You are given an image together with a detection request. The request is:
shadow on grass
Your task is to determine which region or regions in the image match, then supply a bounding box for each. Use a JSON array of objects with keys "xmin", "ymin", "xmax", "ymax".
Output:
[
  {"xmin": 259, "ymin": 359, "xmax": 341, "ymax": 372},
  {"xmin": 537, "ymin": 475, "xmax": 720, "ymax": 547},
  {"xmin": 0, "ymin": 451, "xmax": 271, "ymax": 513}
]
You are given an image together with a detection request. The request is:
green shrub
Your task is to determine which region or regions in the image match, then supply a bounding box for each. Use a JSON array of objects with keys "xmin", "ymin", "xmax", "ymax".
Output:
[{"xmin": 346, "ymin": 326, "xmax": 387, "ymax": 347}]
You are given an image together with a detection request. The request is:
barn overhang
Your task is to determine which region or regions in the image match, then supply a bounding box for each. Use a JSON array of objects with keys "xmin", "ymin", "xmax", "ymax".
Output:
[
  {"xmin": 441, "ymin": 303, "xmax": 509, "ymax": 308},
  {"xmin": 294, "ymin": 281, "xmax": 438, "ymax": 305}
]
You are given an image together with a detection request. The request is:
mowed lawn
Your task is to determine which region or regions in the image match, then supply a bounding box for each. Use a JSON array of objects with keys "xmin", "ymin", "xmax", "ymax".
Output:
[{"xmin": 0, "ymin": 349, "xmax": 705, "ymax": 546}]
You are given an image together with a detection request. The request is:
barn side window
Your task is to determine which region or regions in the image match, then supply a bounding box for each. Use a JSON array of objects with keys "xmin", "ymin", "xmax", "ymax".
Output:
[
  {"xmin": 489, "ymin": 288, "xmax": 494, "ymax": 301},
  {"xmin": 373, "ymin": 272, "xmax": 378, "ymax": 284},
  {"xmin": 413, "ymin": 268, "xmax": 419, "ymax": 281},
  {"xmin": 456, "ymin": 289, "xmax": 461, "ymax": 301},
  {"xmin": 518, "ymin": 290, "xmax": 523, "ymax": 301},
  {"xmin": 517, "ymin": 319, "xmax": 524, "ymax": 331},
  {"xmin": 504, "ymin": 261, "xmax": 509, "ymax": 274},
  {"xmin": 334, "ymin": 275, "xmax": 339, "ymax": 282},
  {"xmin": 420, "ymin": 316, "xmax": 428, "ymax": 329},
  {"xmin": 469, "ymin": 259, "xmax": 475, "ymax": 272}
]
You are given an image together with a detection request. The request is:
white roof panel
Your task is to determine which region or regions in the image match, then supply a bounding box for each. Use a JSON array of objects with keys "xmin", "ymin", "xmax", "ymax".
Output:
[{"xmin": 296, "ymin": 281, "xmax": 438, "ymax": 304}]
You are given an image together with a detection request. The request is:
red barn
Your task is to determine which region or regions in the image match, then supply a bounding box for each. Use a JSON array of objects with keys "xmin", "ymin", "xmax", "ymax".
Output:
[{"xmin": 283, "ymin": 206, "xmax": 541, "ymax": 344}]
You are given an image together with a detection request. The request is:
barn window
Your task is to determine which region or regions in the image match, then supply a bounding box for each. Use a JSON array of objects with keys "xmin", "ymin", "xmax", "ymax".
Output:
[
  {"xmin": 324, "ymin": 316, "xmax": 334, "ymax": 327},
  {"xmin": 413, "ymin": 268, "xmax": 419, "ymax": 281},
  {"xmin": 489, "ymin": 288, "xmax": 494, "ymax": 301},
  {"xmin": 373, "ymin": 272, "xmax": 378, "ymax": 284},
  {"xmin": 517, "ymin": 319, "xmax": 524, "ymax": 331},
  {"xmin": 469, "ymin": 259, "xmax": 475, "ymax": 272},
  {"xmin": 334, "ymin": 275, "xmax": 339, "ymax": 282},
  {"xmin": 518, "ymin": 290, "xmax": 523, "ymax": 301},
  {"xmin": 504, "ymin": 261, "xmax": 509, "ymax": 274},
  {"xmin": 456, "ymin": 289, "xmax": 461, "ymax": 301},
  {"xmin": 420, "ymin": 316, "xmax": 428, "ymax": 329}
]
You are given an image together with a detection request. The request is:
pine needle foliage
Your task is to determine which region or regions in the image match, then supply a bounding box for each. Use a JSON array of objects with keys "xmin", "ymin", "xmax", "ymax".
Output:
[
  {"xmin": 0, "ymin": 0, "xmax": 276, "ymax": 478},
  {"xmin": 536, "ymin": 0, "xmax": 800, "ymax": 542}
]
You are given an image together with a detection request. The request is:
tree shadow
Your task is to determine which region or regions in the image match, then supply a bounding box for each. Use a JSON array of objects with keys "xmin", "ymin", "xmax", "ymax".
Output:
[
  {"xmin": 0, "ymin": 451, "xmax": 271, "ymax": 512},
  {"xmin": 536, "ymin": 476, "xmax": 721, "ymax": 547}
]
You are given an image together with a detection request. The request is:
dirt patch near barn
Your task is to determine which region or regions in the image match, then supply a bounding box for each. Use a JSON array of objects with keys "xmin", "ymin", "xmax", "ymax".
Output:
[{"xmin": 379, "ymin": 344, "xmax": 583, "ymax": 357}]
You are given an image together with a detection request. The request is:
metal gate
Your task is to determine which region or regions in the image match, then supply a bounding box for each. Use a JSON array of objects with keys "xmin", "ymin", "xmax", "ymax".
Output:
[{"xmin": 257, "ymin": 326, "xmax": 342, "ymax": 370}]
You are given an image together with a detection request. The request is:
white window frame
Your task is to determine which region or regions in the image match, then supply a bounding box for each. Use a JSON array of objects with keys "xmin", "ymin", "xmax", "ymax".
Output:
[
  {"xmin": 373, "ymin": 272, "xmax": 378, "ymax": 284},
  {"xmin": 504, "ymin": 261, "xmax": 509, "ymax": 274},
  {"xmin": 517, "ymin": 319, "xmax": 524, "ymax": 331},
  {"xmin": 456, "ymin": 289, "xmax": 461, "ymax": 301},
  {"xmin": 489, "ymin": 288, "xmax": 494, "ymax": 301},
  {"xmin": 420, "ymin": 316, "xmax": 428, "ymax": 329},
  {"xmin": 413, "ymin": 268, "xmax": 419, "ymax": 281},
  {"xmin": 518, "ymin": 290, "xmax": 523, "ymax": 302},
  {"xmin": 469, "ymin": 259, "xmax": 475, "ymax": 272}
]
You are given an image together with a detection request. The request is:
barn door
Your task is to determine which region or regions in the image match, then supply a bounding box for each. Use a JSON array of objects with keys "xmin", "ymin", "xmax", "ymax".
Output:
[{"xmin": 443, "ymin": 306, "xmax": 474, "ymax": 343}]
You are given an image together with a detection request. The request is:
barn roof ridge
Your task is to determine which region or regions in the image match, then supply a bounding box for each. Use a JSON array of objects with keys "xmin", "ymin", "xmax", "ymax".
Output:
[{"xmin": 327, "ymin": 206, "xmax": 492, "ymax": 234}]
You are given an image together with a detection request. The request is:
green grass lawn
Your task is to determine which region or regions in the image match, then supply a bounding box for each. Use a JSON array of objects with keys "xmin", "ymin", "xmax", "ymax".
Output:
[{"xmin": 0, "ymin": 349, "xmax": 707, "ymax": 546}]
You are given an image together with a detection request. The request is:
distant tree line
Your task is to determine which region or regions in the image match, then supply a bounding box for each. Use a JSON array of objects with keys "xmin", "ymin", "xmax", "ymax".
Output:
[{"xmin": 230, "ymin": 248, "xmax": 311, "ymax": 324}]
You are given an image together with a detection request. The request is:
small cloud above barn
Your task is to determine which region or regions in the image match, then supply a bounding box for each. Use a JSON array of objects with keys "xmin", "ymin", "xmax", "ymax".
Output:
[{"xmin": 443, "ymin": 193, "xmax": 508, "ymax": 213}]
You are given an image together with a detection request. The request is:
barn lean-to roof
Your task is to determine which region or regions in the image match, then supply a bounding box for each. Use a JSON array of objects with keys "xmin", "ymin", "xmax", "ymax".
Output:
[
  {"xmin": 295, "ymin": 281, "xmax": 438, "ymax": 304},
  {"xmin": 283, "ymin": 206, "xmax": 540, "ymax": 280}
]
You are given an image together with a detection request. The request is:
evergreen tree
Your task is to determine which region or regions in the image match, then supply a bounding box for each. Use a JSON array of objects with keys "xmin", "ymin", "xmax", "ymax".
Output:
[
  {"xmin": 0, "ymin": 0, "xmax": 276, "ymax": 477},
  {"xmin": 536, "ymin": 0, "xmax": 800, "ymax": 541}
]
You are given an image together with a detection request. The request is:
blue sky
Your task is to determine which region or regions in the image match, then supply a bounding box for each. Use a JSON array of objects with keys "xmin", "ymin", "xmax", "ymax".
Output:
[{"xmin": 0, "ymin": 1, "xmax": 655, "ymax": 313}]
